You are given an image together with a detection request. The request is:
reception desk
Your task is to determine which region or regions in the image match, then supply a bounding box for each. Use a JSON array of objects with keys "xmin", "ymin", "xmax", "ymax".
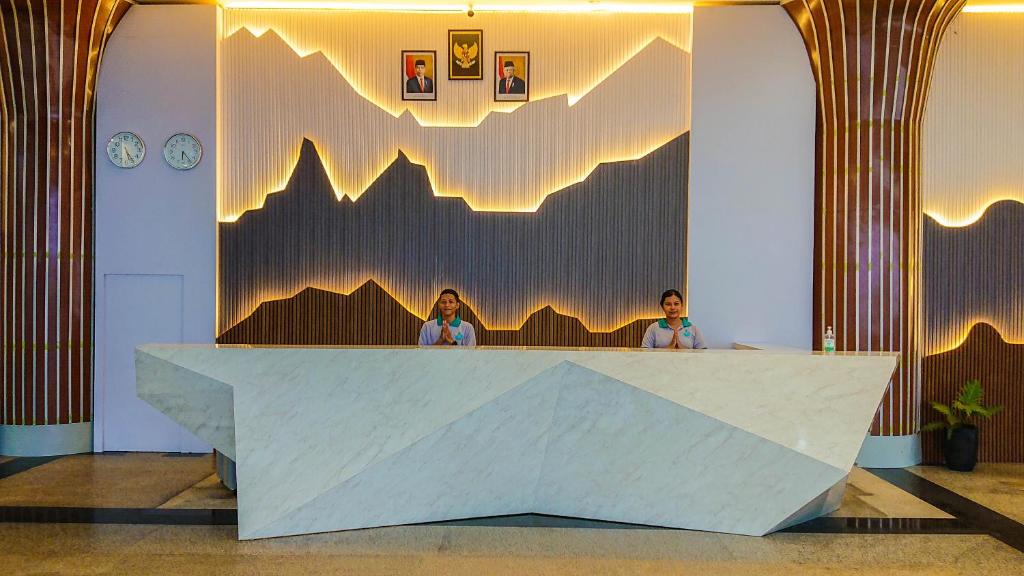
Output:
[{"xmin": 135, "ymin": 345, "xmax": 897, "ymax": 540}]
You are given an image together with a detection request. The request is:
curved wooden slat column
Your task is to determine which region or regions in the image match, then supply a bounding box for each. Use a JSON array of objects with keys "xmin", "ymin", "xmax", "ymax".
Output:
[
  {"xmin": 0, "ymin": 0, "xmax": 130, "ymax": 452},
  {"xmin": 782, "ymin": 0, "xmax": 965, "ymax": 442}
]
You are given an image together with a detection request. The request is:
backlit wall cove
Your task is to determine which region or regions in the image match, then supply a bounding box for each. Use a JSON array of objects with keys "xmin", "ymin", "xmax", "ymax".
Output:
[
  {"xmin": 920, "ymin": 12, "xmax": 1024, "ymax": 463},
  {"xmin": 216, "ymin": 10, "xmax": 693, "ymax": 346}
]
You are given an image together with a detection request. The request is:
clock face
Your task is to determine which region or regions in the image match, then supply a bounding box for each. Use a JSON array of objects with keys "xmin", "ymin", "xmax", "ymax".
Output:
[
  {"xmin": 106, "ymin": 132, "xmax": 145, "ymax": 168},
  {"xmin": 163, "ymin": 133, "xmax": 202, "ymax": 170}
]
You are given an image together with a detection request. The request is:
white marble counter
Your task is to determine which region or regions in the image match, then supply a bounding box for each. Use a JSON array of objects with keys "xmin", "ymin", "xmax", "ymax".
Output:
[{"xmin": 136, "ymin": 345, "xmax": 897, "ymax": 540}]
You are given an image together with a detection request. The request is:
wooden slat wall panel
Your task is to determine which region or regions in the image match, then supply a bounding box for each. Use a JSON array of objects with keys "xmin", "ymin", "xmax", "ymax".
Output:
[
  {"xmin": 920, "ymin": 14, "xmax": 1024, "ymax": 461},
  {"xmin": 923, "ymin": 14, "xmax": 1024, "ymax": 228},
  {"xmin": 922, "ymin": 323, "xmax": 1024, "ymax": 463},
  {"xmin": 782, "ymin": 0, "xmax": 965, "ymax": 436},
  {"xmin": 0, "ymin": 0, "xmax": 130, "ymax": 426},
  {"xmin": 217, "ymin": 13, "xmax": 692, "ymax": 338},
  {"xmin": 218, "ymin": 282, "xmax": 659, "ymax": 348},
  {"xmin": 217, "ymin": 132, "xmax": 690, "ymax": 344}
]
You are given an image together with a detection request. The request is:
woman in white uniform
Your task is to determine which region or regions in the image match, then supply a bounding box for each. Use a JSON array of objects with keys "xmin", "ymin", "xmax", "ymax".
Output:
[
  {"xmin": 641, "ymin": 289, "xmax": 707, "ymax": 349},
  {"xmin": 418, "ymin": 288, "xmax": 477, "ymax": 346}
]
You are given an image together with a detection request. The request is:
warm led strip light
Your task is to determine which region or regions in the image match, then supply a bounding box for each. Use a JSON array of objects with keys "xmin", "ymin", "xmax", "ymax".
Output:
[
  {"xmin": 221, "ymin": 2, "xmax": 467, "ymax": 9},
  {"xmin": 227, "ymin": 278, "xmax": 668, "ymax": 334},
  {"xmin": 962, "ymin": 4, "xmax": 1024, "ymax": 13},
  {"xmin": 925, "ymin": 197, "xmax": 1024, "ymax": 227},
  {"xmin": 472, "ymin": 2, "xmax": 693, "ymax": 12},
  {"xmin": 220, "ymin": 1, "xmax": 694, "ymax": 13},
  {"xmin": 928, "ymin": 320, "xmax": 1023, "ymax": 356}
]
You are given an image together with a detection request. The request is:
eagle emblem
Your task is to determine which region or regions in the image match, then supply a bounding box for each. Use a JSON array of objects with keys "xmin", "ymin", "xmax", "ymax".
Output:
[{"xmin": 453, "ymin": 42, "xmax": 479, "ymax": 69}]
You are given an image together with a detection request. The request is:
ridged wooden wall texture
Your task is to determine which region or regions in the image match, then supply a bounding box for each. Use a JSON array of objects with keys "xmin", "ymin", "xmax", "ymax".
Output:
[
  {"xmin": 920, "ymin": 13, "xmax": 1024, "ymax": 463},
  {"xmin": 0, "ymin": 0, "xmax": 130, "ymax": 425},
  {"xmin": 922, "ymin": 324, "xmax": 1024, "ymax": 463},
  {"xmin": 217, "ymin": 11, "xmax": 693, "ymax": 341},
  {"xmin": 782, "ymin": 0, "xmax": 966, "ymax": 437}
]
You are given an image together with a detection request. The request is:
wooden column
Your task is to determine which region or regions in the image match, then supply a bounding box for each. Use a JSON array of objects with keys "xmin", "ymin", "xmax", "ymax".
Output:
[
  {"xmin": 782, "ymin": 0, "xmax": 965, "ymax": 436},
  {"xmin": 1, "ymin": 0, "xmax": 131, "ymax": 427}
]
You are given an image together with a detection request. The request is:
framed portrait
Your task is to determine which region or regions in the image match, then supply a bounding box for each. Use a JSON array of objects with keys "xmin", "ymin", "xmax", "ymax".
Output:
[
  {"xmin": 448, "ymin": 30, "xmax": 483, "ymax": 80},
  {"xmin": 494, "ymin": 52, "xmax": 529, "ymax": 102},
  {"xmin": 402, "ymin": 50, "xmax": 437, "ymax": 101}
]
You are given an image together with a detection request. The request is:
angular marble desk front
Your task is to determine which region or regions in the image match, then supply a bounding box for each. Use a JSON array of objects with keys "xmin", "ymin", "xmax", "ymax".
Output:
[{"xmin": 135, "ymin": 345, "xmax": 898, "ymax": 540}]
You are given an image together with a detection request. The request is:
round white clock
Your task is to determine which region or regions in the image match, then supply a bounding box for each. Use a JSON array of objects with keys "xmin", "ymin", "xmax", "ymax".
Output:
[
  {"xmin": 163, "ymin": 133, "xmax": 203, "ymax": 170},
  {"xmin": 106, "ymin": 132, "xmax": 145, "ymax": 168}
]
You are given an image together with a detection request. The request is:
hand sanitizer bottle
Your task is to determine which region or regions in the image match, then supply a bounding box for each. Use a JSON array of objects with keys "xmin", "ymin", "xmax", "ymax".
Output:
[{"xmin": 824, "ymin": 326, "xmax": 836, "ymax": 353}]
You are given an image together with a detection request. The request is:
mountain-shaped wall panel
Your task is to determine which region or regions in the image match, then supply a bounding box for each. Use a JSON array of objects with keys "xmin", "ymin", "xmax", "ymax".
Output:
[
  {"xmin": 220, "ymin": 24, "xmax": 690, "ymax": 218},
  {"xmin": 922, "ymin": 200, "xmax": 1024, "ymax": 356},
  {"xmin": 924, "ymin": 15, "xmax": 1024, "ymax": 226},
  {"xmin": 218, "ymin": 134, "xmax": 688, "ymax": 339},
  {"xmin": 218, "ymin": 282, "xmax": 657, "ymax": 347}
]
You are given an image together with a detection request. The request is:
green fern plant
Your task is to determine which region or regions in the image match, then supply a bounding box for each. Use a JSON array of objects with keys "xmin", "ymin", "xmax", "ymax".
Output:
[{"xmin": 922, "ymin": 379, "xmax": 1003, "ymax": 439}]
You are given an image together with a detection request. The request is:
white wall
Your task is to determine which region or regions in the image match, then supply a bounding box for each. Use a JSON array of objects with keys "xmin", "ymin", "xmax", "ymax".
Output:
[
  {"xmin": 93, "ymin": 5, "xmax": 218, "ymax": 452},
  {"xmin": 688, "ymin": 6, "xmax": 815, "ymax": 350}
]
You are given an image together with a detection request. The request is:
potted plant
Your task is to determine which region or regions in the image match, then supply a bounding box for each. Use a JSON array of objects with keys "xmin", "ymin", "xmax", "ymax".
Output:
[{"xmin": 922, "ymin": 379, "xmax": 1003, "ymax": 472}]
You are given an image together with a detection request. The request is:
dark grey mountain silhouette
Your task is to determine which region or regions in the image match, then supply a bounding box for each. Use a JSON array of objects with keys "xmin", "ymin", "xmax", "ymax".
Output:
[
  {"xmin": 217, "ymin": 280, "xmax": 659, "ymax": 347},
  {"xmin": 923, "ymin": 200, "xmax": 1024, "ymax": 344},
  {"xmin": 219, "ymin": 133, "xmax": 688, "ymax": 335}
]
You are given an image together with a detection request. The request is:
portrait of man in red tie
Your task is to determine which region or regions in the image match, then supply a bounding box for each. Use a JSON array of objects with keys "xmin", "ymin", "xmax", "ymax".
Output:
[
  {"xmin": 402, "ymin": 51, "xmax": 437, "ymax": 101},
  {"xmin": 494, "ymin": 52, "xmax": 529, "ymax": 102}
]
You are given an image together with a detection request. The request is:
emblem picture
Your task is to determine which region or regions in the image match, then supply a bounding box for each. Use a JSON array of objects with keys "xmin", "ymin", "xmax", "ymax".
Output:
[
  {"xmin": 494, "ymin": 52, "xmax": 529, "ymax": 102},
  {"xmin": 402, "ymin": 50, "xmax": 437, "ymax": 101},
  {"xmin": 448, "ymin": 30, "xmax": 482, "ymax": 80}
]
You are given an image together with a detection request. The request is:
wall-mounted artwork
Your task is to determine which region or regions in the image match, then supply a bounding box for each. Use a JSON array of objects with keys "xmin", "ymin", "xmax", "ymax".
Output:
[
  {"xmin": 494, "ymin": 51, "xmax": 528, "ymax": 102},
  {"xmin": 448, "ymin": 29, "xmax": 482, "ymax": 80},
  {"xmin": 402, "ymin": 50, "xmax": 436, "ymax": 101}
]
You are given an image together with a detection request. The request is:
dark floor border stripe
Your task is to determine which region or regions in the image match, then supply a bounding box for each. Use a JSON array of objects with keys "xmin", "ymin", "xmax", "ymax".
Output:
[
  {"xmin": 780, "ymin": 516, "xmax": 979, "ymax": 534},
  {"xmin": 0, "ymin": 456, "xmax": 63, "ymax": 480},
  {"xmin": 0, "ymin": 506, "xmax": 238, "ymax": 526},
  {"xmin": 0, "ymin": 506, "xmax": 984, "ymax": 536},
  {"xmin": 866, "ymin": 468, "xmax": 1024, "ymax": 553},
  {"xmin": 433, "ymin": 513, "xmax": 980, "ymax": 535}
]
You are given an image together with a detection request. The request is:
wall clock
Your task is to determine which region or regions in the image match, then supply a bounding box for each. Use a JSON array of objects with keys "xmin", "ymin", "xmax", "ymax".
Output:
[
  {"xmin": 163, "ymin": 133, "xmax": 203, "ymax": 170},
  {"xmin": 106, "ymin": 132, "xmax": 145, "ymax": 168}
]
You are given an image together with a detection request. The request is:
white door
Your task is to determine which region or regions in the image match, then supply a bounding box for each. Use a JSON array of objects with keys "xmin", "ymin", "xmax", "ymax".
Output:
[{"xmin": 100, "ymin": 274, "xmax": 209, "ymax": 452}]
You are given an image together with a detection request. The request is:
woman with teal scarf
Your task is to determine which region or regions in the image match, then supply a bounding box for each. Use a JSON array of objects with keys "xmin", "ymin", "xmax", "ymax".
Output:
[
  {"xmin": 641, "ymin": 289, "xmax": 707, "ymax": 349},
  {"xmin": 418, "ymin": 288, "xmax": 477, "ymax": 346}
]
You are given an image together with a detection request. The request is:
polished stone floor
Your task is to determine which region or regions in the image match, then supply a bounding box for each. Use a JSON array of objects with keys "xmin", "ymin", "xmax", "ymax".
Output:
[
  {"xmin": 911, "ymin": 464, "xmax": 1024, "ymax": 525},
  {"xmin": 1, "ymin": 453, "xmax": 1022, "ymax": 575}
]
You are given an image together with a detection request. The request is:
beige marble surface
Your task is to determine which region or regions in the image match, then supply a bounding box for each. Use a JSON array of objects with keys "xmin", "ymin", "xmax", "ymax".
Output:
[
  {"xmin": 828, "ymin": 468, "xmax": 952, "ymax": 519},
  {"xmin": 159, "ymin": 474, "xmax": 236, "ymax": 510},
  {"xmin": 910, "ymin": 464, "xmax": 1024, "ymax": 524},
  {"xmin": 0, "ymin": 455, "xmax": 949, "ymax": 523},
  {"xmin": 0, "ymin": 453, "xmax": 214, "ymax": 508},
  {"xmin": 155, "ymin": 466, "xmax": 953, "ymax": 521},
  {"xmin": 2, "ymin": 523, "xmax": 1023, "ymax": 576}
]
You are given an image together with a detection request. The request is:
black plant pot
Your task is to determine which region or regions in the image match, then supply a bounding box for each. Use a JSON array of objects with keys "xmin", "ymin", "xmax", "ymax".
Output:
[{"xmin": 944, "ymin": 426, "xmax": 978, "ymax": 472}]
